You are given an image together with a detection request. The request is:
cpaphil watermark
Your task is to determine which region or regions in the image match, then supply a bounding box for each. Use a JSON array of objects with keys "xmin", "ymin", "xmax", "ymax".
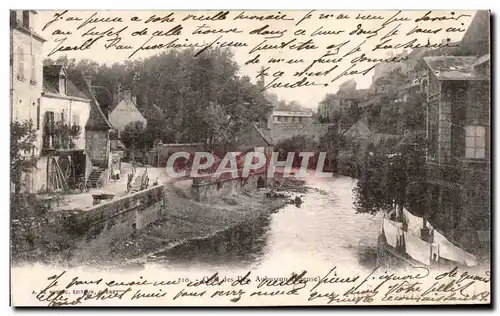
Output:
[{"xmin": 166, "ymin": 151, "xmax": 333, "ymax": 178}]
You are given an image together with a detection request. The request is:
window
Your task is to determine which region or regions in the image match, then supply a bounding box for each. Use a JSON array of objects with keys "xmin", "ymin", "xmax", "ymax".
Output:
[
  {"xmin": 30, "ymin": 55, "xmax": 36, "ymax": 83},
  {"xmin": 36, "ymin": 100, "xmax": 40, "ymax": 130},
  {"xmin": 59, "ymin": 75, "xmax": 66, "ymax": 95},
  {"xmin": 17, "ymin": 47, "xmax": 24, "ymax": 80},
  {"xmin": 465, "ymin": 126, "xmax": 486, "ymax": 159},
  {"xmin": 43, "ymin": 111, "xmax": 55, "ymax": 149},
  {"xmin": 72, "ymin": 114, "xmax": 80, "ymax": 126}
]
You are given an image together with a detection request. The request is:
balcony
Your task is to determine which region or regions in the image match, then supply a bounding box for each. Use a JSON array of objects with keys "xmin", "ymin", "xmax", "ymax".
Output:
[{"xmin": 42, "ymin": 122, "xmax": 83, "ymax": 154}]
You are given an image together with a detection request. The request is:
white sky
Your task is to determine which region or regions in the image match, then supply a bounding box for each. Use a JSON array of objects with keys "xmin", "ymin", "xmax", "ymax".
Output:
[{"xmin": 34, "ymin": 10, "xmax": 475, "ymax": 108}]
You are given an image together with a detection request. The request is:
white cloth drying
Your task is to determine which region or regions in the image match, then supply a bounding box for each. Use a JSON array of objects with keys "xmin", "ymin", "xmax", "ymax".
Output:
[{"xmin": 404, "ymin": 231, "xmax": 431, "ymax": 265}]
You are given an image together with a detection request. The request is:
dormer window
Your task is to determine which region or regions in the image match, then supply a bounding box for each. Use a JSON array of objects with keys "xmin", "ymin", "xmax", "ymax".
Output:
[{"xmin": 59, "ymin": 73, "xmax": 67, "ymax": 95}]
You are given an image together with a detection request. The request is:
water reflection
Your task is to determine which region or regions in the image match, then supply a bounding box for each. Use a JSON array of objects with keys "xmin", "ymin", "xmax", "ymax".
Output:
[
  {"xmin": 153, "ymin": 215, "xmax": 273, "ymax": 269},
  {"xmin": 356, "ymin": 245, "xmax": 379, "ymax": 269},
  {"xmin": 152, "ymin": 176, "xmax": 382, "ymax": 272}
]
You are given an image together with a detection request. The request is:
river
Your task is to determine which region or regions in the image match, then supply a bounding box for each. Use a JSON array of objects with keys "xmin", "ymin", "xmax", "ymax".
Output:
[{"xmin": 150, "ymin": 176, "xmax": 384, "ymax": 274}]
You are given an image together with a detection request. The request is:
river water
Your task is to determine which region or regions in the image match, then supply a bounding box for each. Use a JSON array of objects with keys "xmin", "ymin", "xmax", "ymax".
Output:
[{"xmin": 151, "ymin": 176, "xmax": 383, "ymax": 274}]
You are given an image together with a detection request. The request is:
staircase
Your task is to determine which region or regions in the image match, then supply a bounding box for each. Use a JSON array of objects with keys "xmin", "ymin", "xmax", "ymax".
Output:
[{"xmin": 88, "ymin": 166, "xmax": 106, "ymax": 188}]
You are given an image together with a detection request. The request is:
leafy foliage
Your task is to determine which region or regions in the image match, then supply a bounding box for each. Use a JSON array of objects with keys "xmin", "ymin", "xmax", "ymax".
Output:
[
  {"xmin": 53, "ymin": 122, "xmax": 71, "ymax": 149},
  {"xmin": 275, "ymin": 135, "xmax": 318, "ymax": 153},
  {"xmin": 121, "ymin": 121, "xmax": 149, "ymax": 150},
  {"xmin": 45, "ymin": 48, "xmax": 268, "ymax": 148},
  {"xmin": 69, "ymin": 124, "xmax": 82, "ymax": 139},
  {"xmin": 10, "ymin": 120, "xmax": 37, "ymax": 194},
  {"xmin": 353, "ymin": 135, "xmax": 427, "ymax": 215}
]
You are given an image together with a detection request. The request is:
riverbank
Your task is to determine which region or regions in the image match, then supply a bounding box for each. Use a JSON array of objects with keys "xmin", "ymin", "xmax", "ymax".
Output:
[{"xmin": 61, "ymin": 177, "xmax": 307, "ymax": 267}]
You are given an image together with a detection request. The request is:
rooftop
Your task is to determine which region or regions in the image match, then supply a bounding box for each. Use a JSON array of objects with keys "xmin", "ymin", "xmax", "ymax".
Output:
[
  {"xmin": 359, "ymin": 94, "xmax": 383, "ymax": 108},
  {"xmin": 64, "ymin": 69, "xmax": 113, "ymax": 130},
  {"xmin": 253, "ymin": 124, "xmax": 274, "ymax": 146},
  {"xmin": 474, "ymin": 54, "xmax": 490, "ymax": 67},
  {"xmin": 273, "ymin": 110, "xmax": 313, "ymax": 117},
  {"xmin": 424, "ymin": 56, "xmax": 490, "ymax": 81},
  {"xmin": 43, "ymin": 65, "xmax": 89, "ymax": 100}
]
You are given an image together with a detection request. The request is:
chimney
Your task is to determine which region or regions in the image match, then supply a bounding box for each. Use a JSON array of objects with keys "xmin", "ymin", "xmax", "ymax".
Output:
[
  {"xmin": 257, "ymin": 66, "xmax": 265, "ymax": 91},
  {"xmin": 362, "ymin": 109, "xmax": 369, "ymax": 127},
  {"xmin": 84, "ymin": 74, "xmax": 92, "ymax": 89},
  {"xmin": 123, "ymin": 89, "xmax": 132, "ymax": 101}
]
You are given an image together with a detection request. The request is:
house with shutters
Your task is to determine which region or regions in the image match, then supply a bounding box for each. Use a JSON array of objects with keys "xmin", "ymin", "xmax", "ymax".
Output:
[
  {"xmin": 40, "ymin": 65, "xmax": 90, "ymax": 151},
  {"xmin": 10, "ymin": 10, "xmax": 45, "ymax": 124},
  {"xmin": 34, "ymin": 65, "xmax": 92, "ymax": 193},
  {"xmin": 10, "ymin": 10, "xmax": 46, "ymax": 193},
  {"xmin": 34, "ymin": 65, "xmax": 114, "ymax": 192}
]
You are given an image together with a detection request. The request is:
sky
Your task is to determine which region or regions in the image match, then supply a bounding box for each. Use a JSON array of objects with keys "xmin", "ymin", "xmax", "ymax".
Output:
[{"xmin": 33, "ymin": 10, "xmax": 475, "ymax": 108}]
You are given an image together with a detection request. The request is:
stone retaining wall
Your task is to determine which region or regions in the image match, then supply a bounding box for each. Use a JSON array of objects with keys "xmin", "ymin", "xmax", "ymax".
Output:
[
  {"xmin": 82, "ymin": 185, "xmax": 166, "ymax": 239},
  {"xmin": 191, "ymin": 171, "xmax": 266, "ymax": 202}
]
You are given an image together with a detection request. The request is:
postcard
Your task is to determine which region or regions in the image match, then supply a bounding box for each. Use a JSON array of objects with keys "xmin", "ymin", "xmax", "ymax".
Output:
[{"xmin": 9, "ymin": 9, "xmax": 491, "ymax": 306}]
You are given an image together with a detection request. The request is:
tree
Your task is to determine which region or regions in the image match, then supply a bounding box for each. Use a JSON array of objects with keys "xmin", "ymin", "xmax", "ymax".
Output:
[
  {"xmin": 399, "ymin": 92, "xmax": 426, "ymax": 132},
  {"xmin": 45, "ymin": 48, "xmax": 269, "ymax": 148},
  {"xmin": 353, "ymin": 136, "xmax": 427, "ymax": 217},
  {"xmin": 353, "ymin": 153, "xmax": 392, "ymax": 215},
  {"xmin": 10, "ymin": 120, "xmax": 37, "ymax": 194},
  {"xmin": 144, "ymin": 119, "xmax": 175, "ymax": 145},
  {"xmin": 203, "ymin": 102, "xmax": 231, "ymax": 146},
  {"xmin": 121, "ymin": 121, "xmax": 150, "ymax": 151}
]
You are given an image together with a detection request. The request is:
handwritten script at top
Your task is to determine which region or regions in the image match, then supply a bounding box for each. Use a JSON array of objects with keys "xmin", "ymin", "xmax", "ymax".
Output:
[
  {"xmin": 31, "ymin": 266, "xmax": 490, "ymax": 306},
  {"xmin": 41, "ymin": 10, "xmax": 472, "ymax": 91}
]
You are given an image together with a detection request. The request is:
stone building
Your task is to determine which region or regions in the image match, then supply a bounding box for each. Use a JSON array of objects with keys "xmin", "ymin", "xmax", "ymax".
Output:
[
  {"xmin": 108, "ymin": 89, "xmax": 147, "ymax": 133},
  {"xmin": 422, "ymin": 11, "xmax": 490, "ymax": 250},
  {"xmin": 10, "ymin": 10, "xmax": 45, "ymax": 193},
  {"xmin": 317, "ymin": 79, "xmax": 366, "ymax": 121},
  {"xmin": 33, "ymin": 65, "xmax": 92, "ymax": 192},
  {"xmin": 273, "ymin": 110, "xmax": 313, "ymax": 124},
  {"xmin": 423, "ymin": 54, "xmax": 490, "ymax": 245},
  {"xmin": 10, "ymin": 10, "xmax": 45, "ymax": 124},
  {"xmin": 79, "ymin": 73, "xmax": 114, "ymax": 187}
]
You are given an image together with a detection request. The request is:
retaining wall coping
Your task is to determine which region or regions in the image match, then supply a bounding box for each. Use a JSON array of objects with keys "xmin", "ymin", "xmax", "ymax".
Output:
[
  {"xmin": 191, "ymin": 170, "xmax": 266, "ymax": 187},
  {"xmin": 85, "ymin": 184, "xmax": 164, "ymax": 214}
]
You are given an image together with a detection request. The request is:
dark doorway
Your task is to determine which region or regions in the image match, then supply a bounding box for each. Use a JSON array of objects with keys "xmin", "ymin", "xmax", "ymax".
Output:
[{"xmin": 73, "ymin": 151, "xmax": 87, "ymax": 179}]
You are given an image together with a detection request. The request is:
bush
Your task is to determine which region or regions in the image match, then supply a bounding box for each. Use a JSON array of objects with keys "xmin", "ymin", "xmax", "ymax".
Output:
[
  {"xmin": 10, "ymin": 120, "xmax": 37, "ymax": 194},
  {"xmin": 10, "ymin": 193, "xmax": 87, "ymax": 263}
]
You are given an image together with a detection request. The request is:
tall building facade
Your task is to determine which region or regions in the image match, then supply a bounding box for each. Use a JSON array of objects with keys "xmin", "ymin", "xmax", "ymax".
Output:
[{"xmin": 10, "ymin": 10, "xmax": 46, "ymax": 124}]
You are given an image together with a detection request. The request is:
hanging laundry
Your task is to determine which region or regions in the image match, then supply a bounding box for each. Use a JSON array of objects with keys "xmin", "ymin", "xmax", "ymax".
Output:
[
  {"xmin": 383, "ymin": 218, "xmax": 403, "ymax": 248},
  {"xmin": 430, "ymin": 243, "xmax": 440, "ymax": 263},
  {"xmin": 404, "ymin": 231, "xmax": 431, "ymax": 265},
  {"xmin": 433, "ymin": 231, "xmax": 477, "ymax": 267},
  {"xmin": 403, "ymin": 208, "xmax": 434, "ymax": 238}
]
